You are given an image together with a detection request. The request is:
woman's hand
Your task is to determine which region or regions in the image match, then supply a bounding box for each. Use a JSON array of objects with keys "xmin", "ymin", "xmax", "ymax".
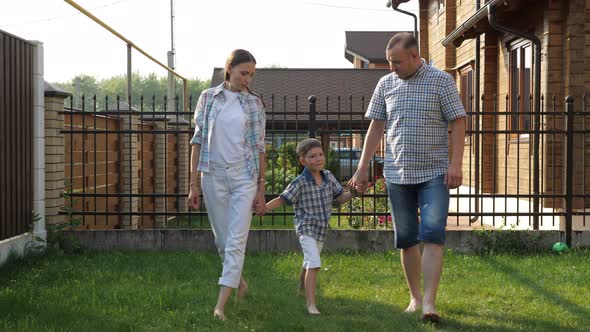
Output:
[
  {"xmin": 253, "ymin": 184, "xmax": 266, "ymax": 216},
  {"xmin": 187, "ymin": 186, "xmax": 201, "ymax": 209}
]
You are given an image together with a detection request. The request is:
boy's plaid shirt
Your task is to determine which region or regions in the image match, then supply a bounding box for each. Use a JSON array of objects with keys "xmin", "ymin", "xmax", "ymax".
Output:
[
  {"xmin": 365, "ymin": 60, "xmax": 466, "ymax": 184},
  {"xmin": 280, "ymin": 168, "xmax": 343, "ymax": 242},
  {"xmin": 190, "ymin": 83, "xmax": 266, "ymax": 179}
]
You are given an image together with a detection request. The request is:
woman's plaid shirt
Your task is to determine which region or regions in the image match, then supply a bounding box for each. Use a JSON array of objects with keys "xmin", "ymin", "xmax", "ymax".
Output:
[
  {"xmin": 190, "ymin": 83, "xmax": 266, "ymax": 179},
  {"xmin": 365, "ymin": 61, "xmax": 466, "ymax": 184}
]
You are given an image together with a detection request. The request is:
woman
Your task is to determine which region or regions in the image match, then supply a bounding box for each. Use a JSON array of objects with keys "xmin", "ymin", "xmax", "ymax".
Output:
[{"xmin": 187, "ymin": 49, "xmax": 266, "ymax": 320}]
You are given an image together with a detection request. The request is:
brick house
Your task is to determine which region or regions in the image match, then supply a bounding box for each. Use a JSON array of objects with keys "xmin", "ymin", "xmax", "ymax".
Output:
[
  {"xmin": 344, "ymin": 31, "xmax": 404, "ymax": 69},
  {"xmin": 392, "ymin": 0, "xmax": 589, "ymax": 229}
]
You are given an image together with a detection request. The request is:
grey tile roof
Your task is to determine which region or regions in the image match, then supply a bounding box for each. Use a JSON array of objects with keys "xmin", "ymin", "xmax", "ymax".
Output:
[{"xmin": 344, "ymin": 31, "xmax": 409, "ymax": 63}]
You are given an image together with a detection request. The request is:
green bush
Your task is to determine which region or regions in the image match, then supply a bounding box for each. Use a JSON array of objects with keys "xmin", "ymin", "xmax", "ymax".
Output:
[{"xmin": 340, "ymin": 177, "xmax": 392, "ymax": 229}]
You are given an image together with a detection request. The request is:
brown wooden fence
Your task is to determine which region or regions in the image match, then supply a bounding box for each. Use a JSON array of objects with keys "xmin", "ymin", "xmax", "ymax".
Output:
[
  {"xmin": 63, "ymin": 112, "xmax": 181, "ymax": 229},
  {"xmin": 64, "ymin": 113, "xmax": 119, "ymax": 228},
  {"xmin": 0, "ymin": 30, "xmax": 34, "ymax": 241}
]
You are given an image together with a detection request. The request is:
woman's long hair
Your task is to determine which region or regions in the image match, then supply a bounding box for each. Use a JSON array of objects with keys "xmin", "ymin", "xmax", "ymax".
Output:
[{"xmin": 224, "ymin": 49, "xmax": 257, "ymax": 81}]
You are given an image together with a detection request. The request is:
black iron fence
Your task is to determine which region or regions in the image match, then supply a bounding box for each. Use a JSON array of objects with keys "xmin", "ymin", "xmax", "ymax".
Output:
[
  {"xmin": 60, "ymin": 93, "xmax": 590, "ymax": 246},
  {"xmin": 0, "ymin": 30, "xmax": 34, "ymax": 241}
]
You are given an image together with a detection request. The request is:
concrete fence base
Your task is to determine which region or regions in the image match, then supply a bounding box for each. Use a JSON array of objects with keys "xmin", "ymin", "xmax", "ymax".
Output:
[
  {"xmin": 0, "ymin": 233, "xmax": 33, "ymax": 266},
  {"xmin": 67, "ymin": 229, "xmax": 590, "ymax": 253}
]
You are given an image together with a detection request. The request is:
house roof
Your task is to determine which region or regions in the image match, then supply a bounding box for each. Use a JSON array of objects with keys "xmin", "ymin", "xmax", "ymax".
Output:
[
  {"xmin": 344, "ymin": 31, "xmax": 407, "ymax": 64},
  {"xmin": 210, "ymin": 68, "xmax": 390, "ymax": 127}
]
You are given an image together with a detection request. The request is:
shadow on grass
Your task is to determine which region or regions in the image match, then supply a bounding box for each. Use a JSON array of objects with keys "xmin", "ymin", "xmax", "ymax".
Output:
[
  {"xmin": 443, "ymin": 308, "xmax": 585, "ymax": 332},
  {"xmin": 480, "ymin": 255, "xmax": 590, "ymax": 327}
]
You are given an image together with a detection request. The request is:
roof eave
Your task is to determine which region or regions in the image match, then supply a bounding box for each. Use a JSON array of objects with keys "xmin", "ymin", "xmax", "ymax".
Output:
[{"xmin": 441, "ymin": 0, "xmax": 507, "ymax": 47}]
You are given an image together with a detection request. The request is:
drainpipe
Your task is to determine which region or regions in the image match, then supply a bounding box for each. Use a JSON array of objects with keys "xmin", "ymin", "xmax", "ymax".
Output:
[
  {"xmin": 386, "ymin": 0, "xmax": 419, "ymax": 51},
  {"xmin": 488, "ymin": 5, "xmax": 542, "ymax": 230},
  {"xmin": 471, "ymin": 0, "xmax": 481, "ymax": 224},
  {"xmin": 32, "ymin": 41, "xmax": 46, "ymax": 247}
]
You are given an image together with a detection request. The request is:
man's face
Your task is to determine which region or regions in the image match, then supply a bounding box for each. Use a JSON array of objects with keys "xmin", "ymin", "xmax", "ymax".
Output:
[{"xmin": 386, "ymin": 45, "xmax": 419, "ymax": 80}]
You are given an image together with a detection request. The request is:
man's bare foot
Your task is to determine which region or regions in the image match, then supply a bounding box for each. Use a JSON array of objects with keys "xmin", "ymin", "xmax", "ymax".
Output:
[
  {"xmin": 307, "ymin": 304, "xmax": 320, "ymax": 315},
  {"xmin": 404, "ymin": 298, "xmax": 422, "ymax": 313},
  {"xmin": 237, "ymin": 279, "xmax": 248, "ymax": 299},
  {"xmin": 213, "ymin": 308, "xmax": 226, "ymax": 321},
  {"xmin": 422, "ymin": 303, "xmax": 438, "ymax": 321}
]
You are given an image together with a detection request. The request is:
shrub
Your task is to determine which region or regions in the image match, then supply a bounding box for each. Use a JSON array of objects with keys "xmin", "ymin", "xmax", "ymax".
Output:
[{"xmin": 340, "ymin": 177, "xmax": 392, "ymax": 229}]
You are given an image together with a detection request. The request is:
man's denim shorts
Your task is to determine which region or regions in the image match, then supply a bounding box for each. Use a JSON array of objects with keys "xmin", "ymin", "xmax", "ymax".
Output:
[{"xmin": 386, "ymin": 174, "xmax": 449, "ymax": 249}]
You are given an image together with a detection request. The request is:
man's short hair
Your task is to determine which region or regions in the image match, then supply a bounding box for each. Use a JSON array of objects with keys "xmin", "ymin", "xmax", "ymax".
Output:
[
  {"xmin": 296, "ymin": 138, "xmax": 322, "ymax": 158},
  {"xmin": 387, "ymin": 32, "xmax": 418, "ymax": 51}
]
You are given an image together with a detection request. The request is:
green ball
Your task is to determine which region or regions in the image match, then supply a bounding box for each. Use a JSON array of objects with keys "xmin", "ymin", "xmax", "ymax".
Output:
[{"xmin": 552, "ymin": 242, "xmax": 568, "ymax": 253}]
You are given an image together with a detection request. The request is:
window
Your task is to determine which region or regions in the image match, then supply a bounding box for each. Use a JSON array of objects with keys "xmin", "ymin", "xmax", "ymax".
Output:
[
  {"xmin": 460, "ymin": 66, "xmax": 474, "ymax": 142},
  {"xmin": 509, "ymin": 41, "xmax": 533, "ymax": 139}
]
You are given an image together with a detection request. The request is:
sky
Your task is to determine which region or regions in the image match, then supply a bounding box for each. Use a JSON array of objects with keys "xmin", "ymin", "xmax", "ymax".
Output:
[{"xmin": 1, "ymin": 0, "xmax": 418, "ymax": 83}]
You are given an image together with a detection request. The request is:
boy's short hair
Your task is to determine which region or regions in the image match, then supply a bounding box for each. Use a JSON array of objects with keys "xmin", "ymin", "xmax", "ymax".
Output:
[{"xmin": 296, "ymin": 138, "xmax": 322, "ymax": 158}]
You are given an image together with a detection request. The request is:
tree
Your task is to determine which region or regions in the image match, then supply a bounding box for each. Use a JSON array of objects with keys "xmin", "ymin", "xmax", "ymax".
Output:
[{"xmin": 54, "ymin": 73, "xmax": 210, "ymax": 112}]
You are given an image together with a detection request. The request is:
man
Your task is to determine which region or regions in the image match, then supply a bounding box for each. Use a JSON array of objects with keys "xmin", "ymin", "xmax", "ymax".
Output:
[{"xmin": 348, "ymin": 32, "xmax": 466, "ymax": 323}]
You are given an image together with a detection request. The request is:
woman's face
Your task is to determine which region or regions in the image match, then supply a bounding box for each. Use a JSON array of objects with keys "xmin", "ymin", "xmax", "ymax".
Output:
[{"xmin": 227, "ymin": 61, "xmax": 256, "ymax": 92}]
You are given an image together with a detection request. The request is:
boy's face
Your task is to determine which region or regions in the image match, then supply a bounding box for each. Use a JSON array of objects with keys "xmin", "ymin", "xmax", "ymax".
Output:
[{"xmin": 299, "ymin": 146, "xmax": 325, "ymax": 172}]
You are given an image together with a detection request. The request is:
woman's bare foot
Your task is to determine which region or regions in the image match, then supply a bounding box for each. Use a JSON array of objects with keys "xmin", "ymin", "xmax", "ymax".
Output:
[
  {"xmin": 307, "ymin": 304, "xmax": 320, "ymax": 315},
  {"xmin": 213, "ymin": 308, "xmax": 226, "ymax": 321},
  {"xmin": 404, "ymin": 298, "xmax": 422, "ymax": 313},
  {"xmin": 237, "ymin": 279, "xmax": 248, "ymax": 299}
]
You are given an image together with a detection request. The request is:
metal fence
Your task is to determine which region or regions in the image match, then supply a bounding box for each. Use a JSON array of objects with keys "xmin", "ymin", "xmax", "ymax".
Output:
[
  {"xmin": 0, "ymin": 30, "xmax": 34, "ymax": 241},
  {"xmin": 60, "ymin": 92, "xmax": 590, "ymax": 245}
]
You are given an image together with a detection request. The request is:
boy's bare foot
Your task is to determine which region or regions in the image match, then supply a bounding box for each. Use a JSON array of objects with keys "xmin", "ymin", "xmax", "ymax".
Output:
[
  {"xmin": 237, "ymin": 279, "xmax": 248, "ymax": 299},
  {"xmin": 307, "ymin": 304, "xmax": 320, "ymax": 315},
  {"xmin": 213, "ymin": 308, "xmax": 226, "ymax": 321},
  {"xmin": 404, "ymin": 298, "xmax": 422, "ymax": 313}
]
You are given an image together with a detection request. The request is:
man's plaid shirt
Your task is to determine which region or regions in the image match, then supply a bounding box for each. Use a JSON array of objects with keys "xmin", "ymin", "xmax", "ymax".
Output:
[
  {"xmin": 365, "ymin": 60, "xmax": 466, "ymax": 184},
  {"xmin": 190, "ymin": 83, "xmax": 266, "ymax": 179},
  {"xmin": 280, "ymin": 168, "xmax": 343, "ymax": 242}
]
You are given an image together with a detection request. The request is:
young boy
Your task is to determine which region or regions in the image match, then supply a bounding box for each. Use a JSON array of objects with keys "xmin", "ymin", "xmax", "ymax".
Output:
[{"xmin": 265, "ymin": 138, "xmax": 356, "ymax": 315}]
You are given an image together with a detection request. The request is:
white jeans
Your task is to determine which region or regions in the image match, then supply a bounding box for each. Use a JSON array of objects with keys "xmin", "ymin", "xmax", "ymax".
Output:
[
  {"xmin": 299, "ymin": 235, "xmax": 324, "ymax": 269},
  {"xmin": 201, "ymin": 160, "xmax": 257, "ymax": 288}
]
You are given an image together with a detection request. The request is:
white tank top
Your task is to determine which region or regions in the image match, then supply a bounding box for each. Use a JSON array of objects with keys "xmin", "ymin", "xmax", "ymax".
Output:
[{"xmin": 209, "ymin": 89, "xmax": 247, "ymax": 163}]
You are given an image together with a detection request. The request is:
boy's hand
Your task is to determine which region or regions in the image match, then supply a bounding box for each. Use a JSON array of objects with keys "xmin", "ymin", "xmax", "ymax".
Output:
[{"xmin": 263, "ymin": 205, "xmax": 272, "ymax": 214}]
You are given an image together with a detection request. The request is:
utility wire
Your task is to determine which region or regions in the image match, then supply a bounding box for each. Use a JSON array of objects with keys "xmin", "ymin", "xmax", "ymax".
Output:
[{"xmin": 304, "ymin": 1, "xmax": 418, "ymax": 13}]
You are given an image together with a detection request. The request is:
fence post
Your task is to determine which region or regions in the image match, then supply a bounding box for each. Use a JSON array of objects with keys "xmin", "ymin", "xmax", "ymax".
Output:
[
  {"xmin": 44, "ymin": 83, "xmax": 70, "ymax": 233},
  {"xmin": 32, "ymin": 41, "xmax": 46, "ymax": 245},
  {"xmin": 170, "ymin": 116, "xmax": 190, "ymax": 215},
  {"xmin": 565, "ymin": 96, "xmax": 574, "ymax": 247},
  {"xmin": 153, "ymin": 116, "xmax": 169, "ymax": 228},
  {"xmin": 119, "ymin": 103, "xmax": 140, "ymax": 229},
  {"xmin": 308, "ymin": 95, "xmax": 316, "ymax": 138}
]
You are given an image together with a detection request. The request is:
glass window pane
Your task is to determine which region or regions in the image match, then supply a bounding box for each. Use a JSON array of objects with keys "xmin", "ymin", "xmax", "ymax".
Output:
[
  {"xmin": 510, "ymin": 50, "xmax": 519, "ymax": 132},
  {"xmin": 522, "ymin": 46, "xmax": 532, "ymax": 131}
]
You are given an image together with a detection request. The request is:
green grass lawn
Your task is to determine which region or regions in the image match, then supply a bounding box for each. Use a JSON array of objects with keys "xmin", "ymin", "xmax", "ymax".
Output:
[{"xmin": 1, "ymin": 250, "xmax": 589, "ymax": 331}]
